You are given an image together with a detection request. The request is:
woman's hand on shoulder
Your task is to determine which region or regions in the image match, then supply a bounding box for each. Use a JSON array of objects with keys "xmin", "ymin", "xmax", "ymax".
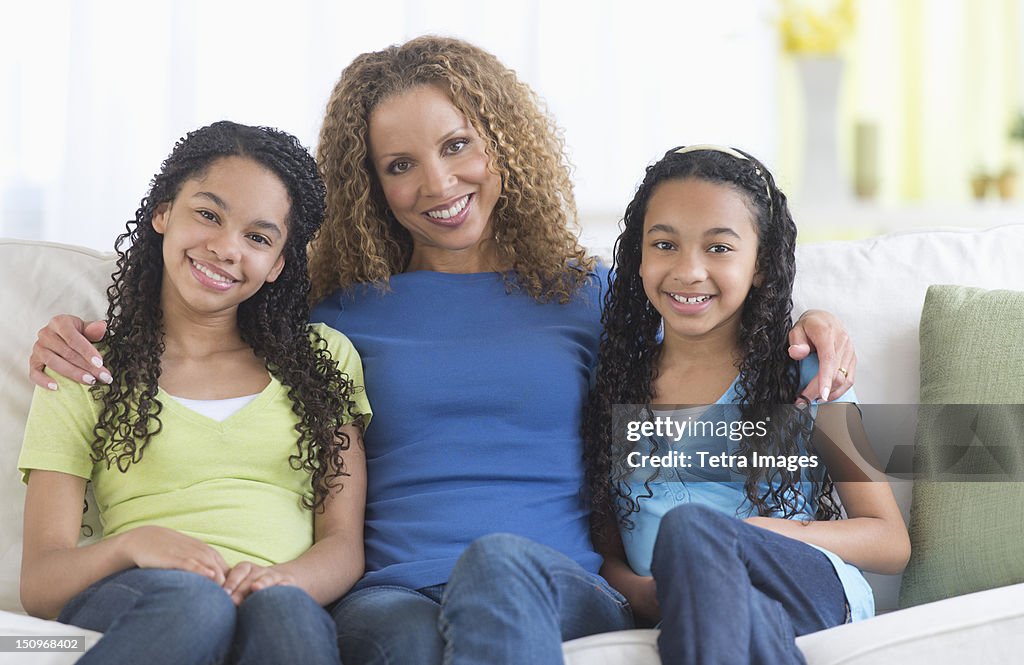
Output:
[
  {"xmin": 788, "ymin": 309, "xmax": 856, "ymax": 402},
  {"xmin": 121, "ymin": 525, "xmax": 230, "ymax": 585},
  {"xmin": 29, "ymin": 315, "xmax": 110, "ymax": 389},
  {"xmin": 222, "ymin": 561, "xmax": 297, "ymax": 606}
]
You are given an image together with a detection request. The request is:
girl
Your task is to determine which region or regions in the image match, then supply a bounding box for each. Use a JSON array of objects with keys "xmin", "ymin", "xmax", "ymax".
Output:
[
  {"xmin": 19, "ymin": 122, "xmax": 370, "ymax": 665},
  {"xmin": 584, "ymin": 145, "xmax": 910, "ymax": 664}
]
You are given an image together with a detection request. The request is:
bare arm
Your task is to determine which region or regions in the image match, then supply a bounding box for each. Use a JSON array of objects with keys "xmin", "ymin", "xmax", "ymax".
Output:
[
  {"xmin": 222, "ymin": 424, "xmax": 367, "ymax": 606},
  {"xmin": 21, "ymin": 470, "xmax": 230, "ymax": 619},
  {"xmin": 744, "ymin": 403, "xmax": 911, "ymax": 575},
  {"xmin": 789, "ymin": 310, "xmax": 857, "ymax": 402},
  {"xmin": 594, "ymin": 515, "xmax": 659, "ymax": 624}
]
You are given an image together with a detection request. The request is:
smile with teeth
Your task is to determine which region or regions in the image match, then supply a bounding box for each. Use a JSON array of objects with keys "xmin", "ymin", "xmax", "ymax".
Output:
[
  {"xmin": 191, "ymin": 258, "xmax": 236, "ymax": 284},
  {"xmin": 425, "ymin": 194, "xmax": 470, "ymax": 220},
  {"xmin": 669, "ymin": 293, "xmax": 712, "ymax": 304}
]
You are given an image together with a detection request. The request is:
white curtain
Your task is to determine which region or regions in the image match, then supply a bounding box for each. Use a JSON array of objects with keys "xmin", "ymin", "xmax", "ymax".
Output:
[{"xmin": 0, "ymin": 0, "xmax": 779, "ymax": 250}]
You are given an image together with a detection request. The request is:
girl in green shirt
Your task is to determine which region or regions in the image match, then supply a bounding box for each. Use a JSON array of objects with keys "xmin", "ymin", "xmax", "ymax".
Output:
[{"xmin": 19, "ymin": 121, "xmax": 370, "ymax": 665}]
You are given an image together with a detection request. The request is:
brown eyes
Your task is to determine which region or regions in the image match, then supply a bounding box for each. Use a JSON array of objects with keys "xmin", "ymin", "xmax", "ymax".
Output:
[
  {"xmin": 386, "ymin": 139, "xmax": 471, "ymax": 175},
  {"xmin": 649, "ymin": 241, "xmax": 733, "ymax": 254},
  {"xmin": 445, "ymin": 139, "xmax": 469, "ymax": 154}
]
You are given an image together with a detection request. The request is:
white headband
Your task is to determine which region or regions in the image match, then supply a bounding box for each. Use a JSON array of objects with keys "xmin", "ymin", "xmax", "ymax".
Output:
[{"xmin": 673, "ymin": 144, "xmax": 773, "ymax": 212}]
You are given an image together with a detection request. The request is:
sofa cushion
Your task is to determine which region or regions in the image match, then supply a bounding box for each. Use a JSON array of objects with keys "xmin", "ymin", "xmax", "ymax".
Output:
[
  {"xmin": 899, "ymin": 285, "xmax": 1024, "ymax": 608},
  {"xmin": 0, "ymin": 240, "xmax": 114, "ymax": 613},
  {"xmin": 560, "ymin": 583, "xmax": 1024, "ymax": 665},
  {"xmin": 797, "ymin": 582, "xmax": 1024, "ymax": 665},
  {"xmin": 792, "ymin": 223, "xmax": 1024, "ymax": 611}
]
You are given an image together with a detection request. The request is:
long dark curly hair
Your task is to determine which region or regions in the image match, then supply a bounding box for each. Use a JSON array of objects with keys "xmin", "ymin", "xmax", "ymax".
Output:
[
  {"xmin": 92, "ymin": 120, "xmax": 361, "ymax": 512},
  {"xmin": 583, "ymin": 146, "xmax": 840, "ymax": 531},
  {"xmin": 310, "ymin": 35, "xmax": 595, "ymax": 304}
]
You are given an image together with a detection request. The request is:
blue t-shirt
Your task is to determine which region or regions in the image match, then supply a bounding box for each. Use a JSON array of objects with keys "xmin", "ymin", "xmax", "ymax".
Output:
[
  {"xmin": 620, "ymin": 355, "xmax": 875, "ymax": 622},
  {"xmin": 312, "ymin": 268, "xmax": 606, "ymax": 590}
]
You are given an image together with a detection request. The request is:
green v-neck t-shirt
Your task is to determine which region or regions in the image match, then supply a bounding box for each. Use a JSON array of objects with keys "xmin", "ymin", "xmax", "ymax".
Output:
[{"xmin": 19, "ymin": 323, "xmax": 371, "ymax": 567}]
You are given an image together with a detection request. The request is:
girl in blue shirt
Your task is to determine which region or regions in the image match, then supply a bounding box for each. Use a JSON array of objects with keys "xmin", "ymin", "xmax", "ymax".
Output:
[{"xmin": 583, "ymin": 145, "xmax": 910, "ymax": 664}]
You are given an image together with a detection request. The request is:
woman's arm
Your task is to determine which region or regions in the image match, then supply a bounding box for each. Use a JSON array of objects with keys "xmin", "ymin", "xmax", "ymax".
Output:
[
  {"xmin": 744, "ymin": 403, "xmax": 911, "ymax": 575},
  {"xmin": 788, "ymin": 310, "xmax": 857, "ymax": 402},
  {"xmin": 593, "ymin": 516, "xmax": 658, "ymax": 624},
  {"xmin": 29, "ymin": 316, "xmax": 110, "ymax": 389},
  {"xmin": 222, "ymin": 424, "xmax": 367, "ymax": 606},
  {"xmin": 21, "ymin": 470, "xmax": 230, "ymax": 619}
]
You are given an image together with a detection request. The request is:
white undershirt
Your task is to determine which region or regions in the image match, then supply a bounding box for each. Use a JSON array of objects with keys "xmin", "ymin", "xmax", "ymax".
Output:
[
  {"xmin": 652, "ymin": 404, "xmax": 710, "ymax": 419},
  {"xmin": 166, "ymin": 393, "xmax": 260, "ymax": 422}
]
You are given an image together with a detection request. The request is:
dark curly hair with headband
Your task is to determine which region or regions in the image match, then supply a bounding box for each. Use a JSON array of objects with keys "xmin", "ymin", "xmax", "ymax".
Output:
[
  {"xmin": 91, "ymin": 121, "xmax": 362, "ymax": 512},
  {"xmin": 583, "ymin": 146, "xmax": 841, "ymax": 532},
  {"xmin": 309, "ymin": 35, "xmax": 595, "ymax": 304}
]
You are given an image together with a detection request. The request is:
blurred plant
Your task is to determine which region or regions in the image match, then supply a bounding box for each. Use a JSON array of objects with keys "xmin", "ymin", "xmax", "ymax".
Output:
[
  {"xmin": 779, "ymin": 0, "xmax": 857, "ymax": 55},
  {"xmin": 1010, "ymin": 112, "xmax": 1024, "ymax": 142}
]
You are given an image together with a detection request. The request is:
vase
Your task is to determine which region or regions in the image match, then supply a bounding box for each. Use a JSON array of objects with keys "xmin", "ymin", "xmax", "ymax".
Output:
[{"xmin": 796, "ymin": 56, "xmax": 850, "ymax": 206}]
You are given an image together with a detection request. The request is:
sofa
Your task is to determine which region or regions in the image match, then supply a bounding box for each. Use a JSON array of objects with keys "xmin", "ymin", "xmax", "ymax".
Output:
[{"xmin": 2, "ymin": 224, "xmax": 1023, "ymax": 664}]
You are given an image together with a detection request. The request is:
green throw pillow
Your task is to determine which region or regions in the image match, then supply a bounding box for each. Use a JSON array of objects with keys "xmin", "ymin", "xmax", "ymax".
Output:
[{"xmin": 899, "ymin": 285, "xmax": 1024, "ymax": 608}]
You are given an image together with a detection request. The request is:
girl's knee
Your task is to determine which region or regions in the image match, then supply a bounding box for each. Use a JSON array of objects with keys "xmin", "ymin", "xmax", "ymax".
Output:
[
  {"xmin": 88, "ymin": 569, "xmax": 235, "ymax": 651},
  {"xmin": 243, "ymin": 584, "xmax": 316, "ymax": 610},
  {"xmin": 655, "ymin": 504, "xmax": 738, "ymax": 556},
  {"xmin": 241, "ymin": 585, "xmax": 330, "ymax": 629},
  {"xmin": 236, "ymin": 586, "xmax": 337, "ymax": 662},
  {"xmin": 142, "ymin": 570, "xmax": 235, "ymax": 631},
  {"xmin": 662, "ymin": 503, "xmax": 731, "ymax": 534}
]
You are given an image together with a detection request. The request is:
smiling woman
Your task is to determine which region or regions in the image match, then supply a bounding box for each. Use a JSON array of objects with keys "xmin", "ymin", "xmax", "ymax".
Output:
[
  {"xmin": 367, "ymin": 84, "xmax": 503, "ymax": 273},
  {"xmin": 310, "ymin": 36, "xmax": 596, "ymax": 305}
]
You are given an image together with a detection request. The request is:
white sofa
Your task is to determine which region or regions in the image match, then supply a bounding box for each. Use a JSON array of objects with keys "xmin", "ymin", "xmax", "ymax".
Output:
[{"xmin": 2, "ymin": 226, "xmax": 1024, "ymax": 664}]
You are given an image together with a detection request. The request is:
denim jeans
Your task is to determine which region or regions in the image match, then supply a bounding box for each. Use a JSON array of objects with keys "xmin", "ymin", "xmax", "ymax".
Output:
[
  {"xmin": 650, "ymin": 504, "xmax": 847, "ymax": 665},
  {"xmin": 331, "ymin": 533, "xmax": 634, "ymax": 665},
  {"xmin": 59, "ymin": 567, "xmax": 340, "ymax": 665}
]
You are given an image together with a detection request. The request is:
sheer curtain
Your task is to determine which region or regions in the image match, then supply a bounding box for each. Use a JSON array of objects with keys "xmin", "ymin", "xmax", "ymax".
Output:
[
  {"xmin": 1, "ymin": 0, "xmax": 782, "ymax": 249},
  {"xmin": 840, "ymin": 0, "xmax": 1023, "ymax": 204}
]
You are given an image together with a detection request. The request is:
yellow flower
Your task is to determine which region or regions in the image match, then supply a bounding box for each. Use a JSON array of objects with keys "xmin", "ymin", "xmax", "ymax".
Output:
[{"xmin": 779, "ymin": 0, "xmax": 857, "ymax": 55}]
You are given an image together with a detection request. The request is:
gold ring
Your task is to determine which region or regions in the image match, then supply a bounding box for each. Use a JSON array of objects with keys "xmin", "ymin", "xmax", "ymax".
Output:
[{"xmin": 837, "ymin": 367, "xmax": 849, "ymax": 378}]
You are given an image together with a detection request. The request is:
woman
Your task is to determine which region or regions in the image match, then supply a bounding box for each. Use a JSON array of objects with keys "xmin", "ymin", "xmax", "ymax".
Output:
[{"xmin": 30, "ymin": 36, "xmax": 856, "ymax": 665}]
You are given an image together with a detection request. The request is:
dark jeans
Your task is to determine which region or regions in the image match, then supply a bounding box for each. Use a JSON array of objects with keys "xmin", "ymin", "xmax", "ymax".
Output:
[
  {"xmin": 59, "ymin": 567, "xmax": 340, "ymax": 665},
  {"xmin": 651, "ymin": 504, "xmax": 847, "ymax": 665},
  {"xmin": 331, "ymin": 533, "xmax": 634, "ymax": 665}
]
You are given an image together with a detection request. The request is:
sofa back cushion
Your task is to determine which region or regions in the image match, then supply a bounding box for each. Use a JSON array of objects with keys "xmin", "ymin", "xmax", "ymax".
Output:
[
  {"xmin": 0, "ymin": 240, "xmax": 114, "ymax": 613},
  {"xmin": 1, "ymin": 225, "xmax": 1023, "ymax": 614}
]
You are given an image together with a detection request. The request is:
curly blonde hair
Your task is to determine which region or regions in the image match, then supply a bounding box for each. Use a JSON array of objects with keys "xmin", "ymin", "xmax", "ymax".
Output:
[{"xmin": 309, "ymin": 35, "xmax": 595, "ymax": 304}]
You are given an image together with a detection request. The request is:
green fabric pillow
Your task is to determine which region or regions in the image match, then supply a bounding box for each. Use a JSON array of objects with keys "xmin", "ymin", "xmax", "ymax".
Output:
[{"xmin": 899, "ymin": 285, "xmax": 1024, "ymax": 608}]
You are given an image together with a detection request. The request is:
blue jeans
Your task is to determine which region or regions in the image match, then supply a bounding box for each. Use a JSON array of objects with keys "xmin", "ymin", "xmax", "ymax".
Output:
[
  {"xmin": 331, "ymin": 533, "xmax": 634, "ymax": 665},
  {"xmin": 59, "ymin": 568, "xmax": 340, "ymax": 665},
  {"xmin": 650, "ymin": 504, "xmax": 847, "ymax": 665}
]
